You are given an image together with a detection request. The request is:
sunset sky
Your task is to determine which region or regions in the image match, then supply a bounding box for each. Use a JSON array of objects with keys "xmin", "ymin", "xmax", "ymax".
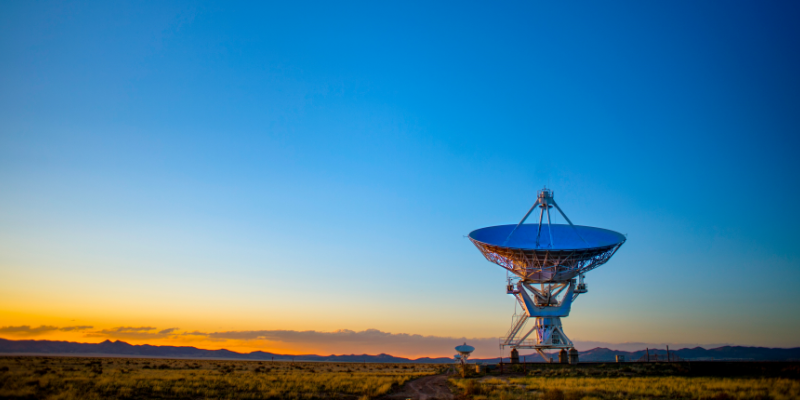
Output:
[{"xmin": 1, "ymin": 1, "xmax": 799, "ymax": 359}]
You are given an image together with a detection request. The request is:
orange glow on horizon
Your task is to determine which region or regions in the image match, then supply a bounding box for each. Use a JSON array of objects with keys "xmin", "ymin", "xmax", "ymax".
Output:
[{"xmin": 0, "ymin": 330, "xmax": 361, "ymax": 357}]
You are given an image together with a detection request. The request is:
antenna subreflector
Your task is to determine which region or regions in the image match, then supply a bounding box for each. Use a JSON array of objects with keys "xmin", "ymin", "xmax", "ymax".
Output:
[{"xmin": 504, "ymin": 188, "xmax": 586, "ymax": 247}]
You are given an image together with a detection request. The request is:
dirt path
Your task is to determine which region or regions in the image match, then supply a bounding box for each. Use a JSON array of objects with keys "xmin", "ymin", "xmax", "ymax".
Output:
[{"xmin": 379, "ymin": 374, "xmax": 454, "ymax": 400}]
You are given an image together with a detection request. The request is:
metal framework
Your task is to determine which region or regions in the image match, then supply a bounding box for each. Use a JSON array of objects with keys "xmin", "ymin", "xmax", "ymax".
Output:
[
  {"xmin": 469, "ymin": 188, "xmax": 626, "ymax": 361},
  {"xmin": 470, "ymin": 241, "xmax": 623, "ymax": 282}
]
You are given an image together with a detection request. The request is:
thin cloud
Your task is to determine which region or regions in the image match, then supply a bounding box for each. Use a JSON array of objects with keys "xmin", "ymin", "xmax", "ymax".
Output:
[
  {"xmin": 89, "ymin": 326, "xmax": 180, "ymax": 340},
  {"xmin": 179, "ymin": 330, "xmax": 209, "ymax": 336},
  {"xmin": 102, "ymin": 326, "xmax": 158, "ymax": 333},
  {"xmin": 58, "ymin": 326, "xmax": 94, "ymax": 332},
  {"xmin": 208, "ymin": 328, "xmax": 467, "ymax": 344},
  {"xmin": 203, "ymin": 328, "xmax": 500, "ymax": 357},
  {"xmin": 0, "ymin": 325, "xmax": 94, "ymax": 336},
  {"xmin": 0, "ymin": 325, "xmax": 58, "ymax": 335}
]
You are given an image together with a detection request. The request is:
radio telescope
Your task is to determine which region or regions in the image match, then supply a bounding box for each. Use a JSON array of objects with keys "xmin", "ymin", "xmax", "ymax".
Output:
[
  {"xmin": 468, "ymin": 188, "xmax": 625, "ymax": 361},
  {"xmin": 454, "ymin": 343, "xmax": 474, "ymax": 376},
  {"xmin": 455, "ymin": 343, "xmax": 474, "ymax": 366}
]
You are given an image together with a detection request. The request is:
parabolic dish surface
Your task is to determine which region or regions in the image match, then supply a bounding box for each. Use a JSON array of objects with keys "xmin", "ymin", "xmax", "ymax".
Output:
[
  {"xmin": 455, "ymin": 344, "xmax": 475, "ymax": 353},
  {"xmin": 468, "ymin": 224, "xmax": 625, "ymax": 251}
]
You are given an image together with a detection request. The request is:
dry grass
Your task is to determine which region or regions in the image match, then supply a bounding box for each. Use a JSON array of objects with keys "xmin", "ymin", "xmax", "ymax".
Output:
[{"xmin": 0, "ymin": 356, "xmax": 443, "ymax": 399}]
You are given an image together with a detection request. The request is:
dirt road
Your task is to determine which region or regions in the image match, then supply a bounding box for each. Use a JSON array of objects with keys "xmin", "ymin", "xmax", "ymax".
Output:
[{"xmin": 379, "ymin": 374, "xmax": 454, "ymax": 400}]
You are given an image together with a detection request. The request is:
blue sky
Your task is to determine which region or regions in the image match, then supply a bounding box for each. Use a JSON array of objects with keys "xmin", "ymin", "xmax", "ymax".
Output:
[{"xmin": 1, "ymin": 1, "xmax": 799, "ymax": 357}]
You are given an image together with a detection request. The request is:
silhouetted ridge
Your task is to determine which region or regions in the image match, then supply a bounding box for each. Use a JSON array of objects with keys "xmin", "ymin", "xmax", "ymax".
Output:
[
  {"xmin": 0, "ymin": 338, "xmax": 452, "ymax": 363},
  {"xmin": 567, "ymin": 346, "xmax": 800, "ymax": 362},
  {"xmin": 1, "ymin": 338, "xmax": 798, "ymax": 362}
]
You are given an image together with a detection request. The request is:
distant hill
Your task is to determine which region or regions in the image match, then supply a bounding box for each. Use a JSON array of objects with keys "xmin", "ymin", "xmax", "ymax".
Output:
[
  {"xmin": 574, "ymin": 346, "xmax": 800, "ymax": 362},
  {"xmin": 1, "ymin": 338, "xmax": 798, "ymax": 363},
  {"xmin": 0, "ymin": 338, "xmax": 453, "ymax": 363}
]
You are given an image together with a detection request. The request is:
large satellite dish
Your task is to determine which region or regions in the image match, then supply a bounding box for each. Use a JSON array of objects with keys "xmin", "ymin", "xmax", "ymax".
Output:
[{"xmin": 468, "ymin": 188, "xmax": 625, "ymax": 361}]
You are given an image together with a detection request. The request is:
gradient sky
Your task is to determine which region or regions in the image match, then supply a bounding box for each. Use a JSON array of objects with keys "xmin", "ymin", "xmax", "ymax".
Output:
[{"xmin": 1, "ymin": 1, "xmax": 799, "ymax": 358}]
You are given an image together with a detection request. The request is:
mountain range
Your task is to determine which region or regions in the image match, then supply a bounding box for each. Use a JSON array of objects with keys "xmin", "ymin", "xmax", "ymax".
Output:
[
  {"xmin": 575, "ymin": 346, "xmax": 800, "ymax": 362},
  {"xmin": 1, "ymin": 338, "xmax": 798, "ymax": 363},
  {"xmin": 0, "ymin": 338, "xmax": 452, "ymax": 363}
]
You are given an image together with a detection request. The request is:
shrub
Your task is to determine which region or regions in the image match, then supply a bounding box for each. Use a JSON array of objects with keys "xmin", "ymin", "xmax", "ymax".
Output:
[
  {"xmin": 463, "ymin": 379, "xmax": 483, "ymax": 396},
  {"xmin": 541, "ymin": 388, "xmax": 565, "ymax": 400}
]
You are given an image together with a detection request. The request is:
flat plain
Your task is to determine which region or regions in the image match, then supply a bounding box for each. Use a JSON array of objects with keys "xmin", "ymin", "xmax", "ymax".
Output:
[
  {"xmin": 0, "ymin": 356, "xmax": 442, "ymax": 400},
  {"xmin": 3, "ymin": 356, "xmax": 800, "ymax": 400}
]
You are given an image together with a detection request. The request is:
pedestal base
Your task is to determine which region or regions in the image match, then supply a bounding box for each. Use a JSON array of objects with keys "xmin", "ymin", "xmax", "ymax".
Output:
[{"xmin": 502, "ymin": 316, "xmax": 575, "ymax": 362}]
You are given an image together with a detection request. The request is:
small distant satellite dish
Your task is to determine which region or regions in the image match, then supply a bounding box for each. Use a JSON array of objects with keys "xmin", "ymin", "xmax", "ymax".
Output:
[
  {"xmin": 455, "ymin": 343, "xmax": 475, "ymax": 355},
  {"xmin": 454, "ymin": 342, "xmax": 474, "ymax": 366}
]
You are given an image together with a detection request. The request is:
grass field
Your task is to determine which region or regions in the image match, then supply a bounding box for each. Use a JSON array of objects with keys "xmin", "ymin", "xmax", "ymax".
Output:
[
  {"xmin": 450, "ymin": 363, "xmax": 800, "ymax": 400},
  {"xmin": 0, "ymin": 356, "xmax": 443, "ymax": 400},
  {"xmin": 5, "ymin": 356, "xmax": 800, "ymax": 400}
]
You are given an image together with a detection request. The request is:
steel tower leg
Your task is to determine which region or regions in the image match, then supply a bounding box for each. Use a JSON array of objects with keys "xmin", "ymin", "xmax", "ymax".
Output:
[{"xmin": 502, "ymin": 280, "xmax": 576, "ymax": 362}]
